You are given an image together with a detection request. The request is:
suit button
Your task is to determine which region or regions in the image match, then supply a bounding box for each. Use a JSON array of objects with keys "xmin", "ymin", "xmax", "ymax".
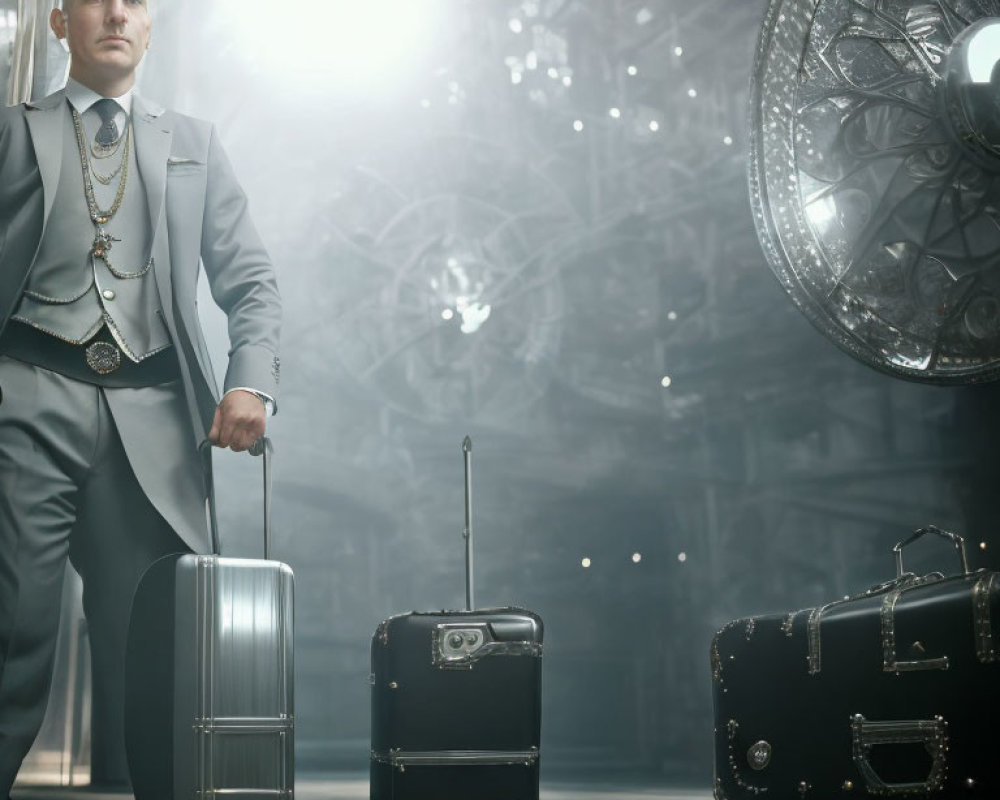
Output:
[{"xmin": 102, "ymin": 289, "xmax": 116, "ymax": 301}]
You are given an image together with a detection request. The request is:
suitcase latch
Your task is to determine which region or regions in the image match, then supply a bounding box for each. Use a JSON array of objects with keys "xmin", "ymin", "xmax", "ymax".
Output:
[
  {"xmin": 433, "ymin": 623, "xmax": 490, "ymax": 668},
  {"xmin": 431, "ymin": 622, "xmax": 542, "ymax": 669}
]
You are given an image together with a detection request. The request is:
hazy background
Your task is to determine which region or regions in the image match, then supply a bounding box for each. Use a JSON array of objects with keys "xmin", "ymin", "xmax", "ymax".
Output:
[{"xmin": 4, "ymin": 0, "xmax": 999, "ymax": 786}]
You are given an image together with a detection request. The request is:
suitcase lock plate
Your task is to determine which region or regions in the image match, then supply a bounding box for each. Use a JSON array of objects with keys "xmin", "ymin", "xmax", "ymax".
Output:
[
  {"xmin": 433, "ymin": 623, "xmax": 490, "ymax": 668},
  {"xmin": 432, "ymin": 621, "xmax": 542, "ymax": 669}
]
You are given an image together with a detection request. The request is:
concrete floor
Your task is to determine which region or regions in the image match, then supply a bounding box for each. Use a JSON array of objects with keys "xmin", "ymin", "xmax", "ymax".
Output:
[{"xmin": 13, "ymin": 775, "xmax": 713, "ymax": 800}]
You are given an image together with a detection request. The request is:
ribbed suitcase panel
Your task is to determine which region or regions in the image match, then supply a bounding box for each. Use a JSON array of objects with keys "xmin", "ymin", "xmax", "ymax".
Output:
[{"xmin": 175, "ymin": 556, "xmax": 295, "ymax": 800}]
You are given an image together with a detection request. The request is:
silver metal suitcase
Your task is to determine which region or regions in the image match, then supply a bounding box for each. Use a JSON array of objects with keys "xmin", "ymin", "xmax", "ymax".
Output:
[{"xmin": 126, "ymin": 439, "xmax": 294, "ymax": 800}]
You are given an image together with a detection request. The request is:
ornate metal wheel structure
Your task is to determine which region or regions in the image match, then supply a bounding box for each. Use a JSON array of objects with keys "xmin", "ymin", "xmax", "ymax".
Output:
[
  {"xmin": 751, "ymin": 0, "xmax": 1000, "ymax": 382},
  {"xmin": 326, "ymin": 136, "xmax": 571, "ymax": 423}
]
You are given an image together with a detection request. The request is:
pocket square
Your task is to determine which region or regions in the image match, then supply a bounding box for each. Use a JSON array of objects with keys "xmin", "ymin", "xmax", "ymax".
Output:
[{"xmin": 167, "ymin": 156, "xmax": 203, "ymax": 166}]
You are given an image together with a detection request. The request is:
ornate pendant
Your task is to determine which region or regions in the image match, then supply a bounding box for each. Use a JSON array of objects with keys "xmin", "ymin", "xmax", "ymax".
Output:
[{"xmin": 91, "ymin": 227, "xmax": 121, "ymax": 261}]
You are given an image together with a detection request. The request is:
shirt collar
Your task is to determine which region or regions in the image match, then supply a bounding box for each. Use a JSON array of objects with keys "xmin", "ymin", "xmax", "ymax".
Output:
[{"xmin": 65, "ymin": 77, "xmax": 134, "ymax": 116}]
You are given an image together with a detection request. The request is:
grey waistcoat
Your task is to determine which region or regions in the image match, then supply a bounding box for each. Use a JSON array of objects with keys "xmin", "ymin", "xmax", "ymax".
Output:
[{"xmin": 12, "ymin": 101, "xmax": 170, "ymax": 362}]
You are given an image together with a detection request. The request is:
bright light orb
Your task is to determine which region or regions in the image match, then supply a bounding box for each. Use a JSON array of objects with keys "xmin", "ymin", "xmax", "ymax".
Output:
[
  {"xmin": 966, "ymin": 20, "xmax": 1000, "ymax": 83},
  {"xmin": 226, "ymin": 0, "xmax": 443, "ymax": 95}
]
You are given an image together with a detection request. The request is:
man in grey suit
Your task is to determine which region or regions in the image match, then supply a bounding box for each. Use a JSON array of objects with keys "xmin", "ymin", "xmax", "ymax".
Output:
[{"xmin": 0, "ymin": 0, "xmax": 281, "ymax": 792}]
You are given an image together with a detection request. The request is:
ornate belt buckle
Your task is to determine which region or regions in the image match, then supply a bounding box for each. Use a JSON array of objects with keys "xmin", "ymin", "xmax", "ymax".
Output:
[{"xmin": 85, "ymin": 341, "xmax": 121, "ymax": 375}]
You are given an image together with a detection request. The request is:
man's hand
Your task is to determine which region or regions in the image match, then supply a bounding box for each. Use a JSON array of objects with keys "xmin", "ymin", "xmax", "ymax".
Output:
[{"xmin": 208, "ymin": 390, "xmax": 266, "ymax": 452}]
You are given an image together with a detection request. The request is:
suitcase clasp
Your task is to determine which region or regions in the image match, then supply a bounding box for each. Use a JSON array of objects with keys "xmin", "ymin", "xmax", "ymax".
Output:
[{"xmin": 432, "ymin": 622, "xmax": 542, "ymax": 669}]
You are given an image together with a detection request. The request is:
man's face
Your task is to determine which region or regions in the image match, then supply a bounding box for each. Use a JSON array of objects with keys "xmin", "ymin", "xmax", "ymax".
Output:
[{"xmin": 51, "ymin": 0, "xmax": 151, "ymax": 92}]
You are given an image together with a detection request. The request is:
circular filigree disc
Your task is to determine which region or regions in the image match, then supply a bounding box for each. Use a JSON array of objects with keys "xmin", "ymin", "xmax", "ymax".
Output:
[{"xmin": 750, "ymin": 0, "xmax": 1000, "ymax": 382}]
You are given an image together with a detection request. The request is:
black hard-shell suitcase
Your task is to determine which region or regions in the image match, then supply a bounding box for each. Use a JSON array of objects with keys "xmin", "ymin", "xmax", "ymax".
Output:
[
  {"xmin": 369, "ymin": 438, "xmax": 543, "ymax": 800},
  {"xmin": 711, "ymin": 526, "xmax": 1000, "ymax": 799},
  {"xmin": 125, "ymin": 439, "xmax": 295, "ymax": 800}
]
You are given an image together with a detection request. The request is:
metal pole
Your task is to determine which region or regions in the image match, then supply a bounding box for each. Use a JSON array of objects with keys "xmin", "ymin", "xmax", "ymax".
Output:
[
  {"xmin": 8, "ymin": 0, "xmax": 38, "ymax": 106},
  {"xmin": 462, "ymin": 436, "xmax": 474, "ymax": 611},
  {"xmin": 262, "ymin": 437, "xmax": 272, "ymax": 561}
]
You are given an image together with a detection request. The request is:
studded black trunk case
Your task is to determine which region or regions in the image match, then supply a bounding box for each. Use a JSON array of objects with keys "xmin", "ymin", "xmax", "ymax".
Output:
[{"xmin": 711, "ymin": 571, "xmax": 1000, "ymax": 799}]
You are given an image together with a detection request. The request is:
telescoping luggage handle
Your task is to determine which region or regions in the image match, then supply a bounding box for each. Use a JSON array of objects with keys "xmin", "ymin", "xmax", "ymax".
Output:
[
  {"xmin": 462, "ymin": 436, "xmax": 474, "ymax": 611},
  {"xmin": 203, "ymin": 436, "xmax": 274, "ymax": 559},
  {"xmin": 893, "ymin": 524, "xmax": 969, "ymax": 578}
]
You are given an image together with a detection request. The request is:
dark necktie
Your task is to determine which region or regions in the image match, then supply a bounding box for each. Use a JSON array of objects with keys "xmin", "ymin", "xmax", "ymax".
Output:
[{"xmin": 93, "ymin": 98, "xmax": 120, "ymax": 147}]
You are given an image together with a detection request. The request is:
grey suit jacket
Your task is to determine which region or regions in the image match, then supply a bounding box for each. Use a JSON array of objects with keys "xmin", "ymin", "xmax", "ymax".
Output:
[{"xmin": 0, "ymin": 89, "xmax": 282, "ymax": 442}]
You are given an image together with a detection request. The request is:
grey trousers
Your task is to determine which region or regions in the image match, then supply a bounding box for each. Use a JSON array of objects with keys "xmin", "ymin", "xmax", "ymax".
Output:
[{"xmin": 0, "ymin": 355, "xmax": 196, "ymax": 794}]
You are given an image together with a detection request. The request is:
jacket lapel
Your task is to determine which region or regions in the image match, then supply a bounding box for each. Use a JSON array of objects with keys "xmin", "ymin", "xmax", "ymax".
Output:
[
  {"xmin": 24, "ymin": 90, "xmax": 68, "ymax": 229},
  {"xmin": 131, "ymin": 94, "xmax": 171, "ymax": 246}
]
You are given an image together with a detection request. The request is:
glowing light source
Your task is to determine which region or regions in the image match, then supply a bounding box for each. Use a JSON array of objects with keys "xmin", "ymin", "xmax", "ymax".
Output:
[
  {"xmin": 562, "ymin": 76, "xmax": 572, "ymax": 87},
  {"xmin": 573, "ymin": 120, "xmax": 584, "ymax": 132},
  {"xmin": 627, "ymin": 65, "xmax": 638, "ymax": 76},
  {"xmin": 687, "ymin": 88, "xmax": 698, "ymax": 98},
  {"xmin": 609, "ymin": 107, "xmax": 622, "ymax": 118},
  {"xmin": 667, "ymin": 311, "xmax": 678, "ymax": 321},
  {"xmin": 965, "ymin": 20, "xmax": 1000, "ymax": 82},
  {"xmin": 225, "ymin": 0, "xmax": 442, "ymax": 94},
  {"xmin": 441, "ymin": 309, "xmax": 454, "ymax": 321},
  {"xmin": 509, "ymin": 18, "xmax": 524, "ymax": 34},
  {"xmin": 581, "ymin": 557, "xmax": 592, "ymax": 568},
  {"xmin": 649, "ymin": 120, "xmax": 660, "ymax": 132},
  {"xmin": 677, "ymin": 552, "xmax": 687, "ymax": 563},
  {"xmin": 661, "ymin": 376, "xmax": 672, "ymax": 388},
  {"xmin": 547, "ymin": 67, "xmax": 560, "ymax": 79},
  {"xmin": 458, "ymin": 301, "xmax": 491, "ymax": 334},
  {"xmin": 511, "ymin": 72, "xmax": 523, "ymax": 85},
  {"xmin": 674, "ymin": 46, "xmax": 684, "ymax": 56},
  {"xmin": 632, "ymin": 552, "xmax": 642, "ymax": 564},
  {"xmin": 723, "ymin": 135, "xmax": 733, "ymax": 145},
  {"xmin": 805, "ymin": 196, "xmax": 837, "ymax": 231}
]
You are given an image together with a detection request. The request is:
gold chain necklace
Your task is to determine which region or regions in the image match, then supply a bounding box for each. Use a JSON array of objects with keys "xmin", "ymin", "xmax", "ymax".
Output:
[
  {"xmin": 71, "ymin": 107, "xmax": 131, "ymax": 225},
  {"xmin": 91, "ymin": 133, "xmax": 125, "ymax": 160},
  {"xmin": 71, "ymin": 107, "xmax": 132, "ymax": 264},
  {"xmin": 90, "ymin": 157, "xmax": 124, "ymax": 186}
]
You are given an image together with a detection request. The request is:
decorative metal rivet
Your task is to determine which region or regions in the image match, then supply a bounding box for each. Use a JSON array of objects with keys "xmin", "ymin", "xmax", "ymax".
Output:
[
  {"xmin": 389, "ymin": 681, "xmax": 398, "ymax": 690},
  {"xmin": 747, "ymin": 740, "xmax": 772, "ymax": 770},
  {"xmin": 102, "ymin": 289, "xmax": 116, "ymax": 300},
  {"xmin": 966, "ymin": 778, "xmax": 976, "ymax": 788},
  {"xmin": 843, "ymin": 780, "xmax": 854, "ymax": 791}
]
